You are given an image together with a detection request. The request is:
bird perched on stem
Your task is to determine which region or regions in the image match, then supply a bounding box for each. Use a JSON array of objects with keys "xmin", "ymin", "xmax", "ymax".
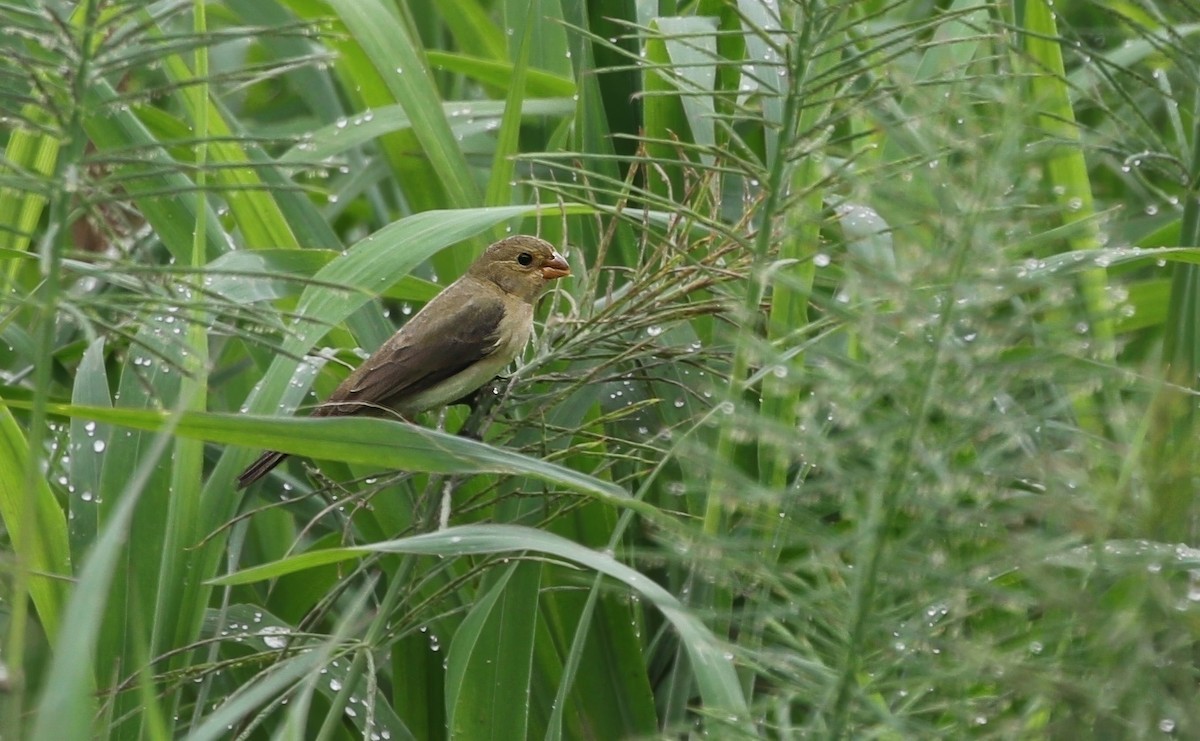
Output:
[{"xmin": 236, "ymin": 235, "xmax": 571, "ymax": 489}]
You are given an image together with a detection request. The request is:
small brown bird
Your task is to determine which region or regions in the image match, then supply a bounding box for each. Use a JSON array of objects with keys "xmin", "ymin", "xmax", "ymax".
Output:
[{"xmin": 236, "ymin": 235, "xmax": 571, "ymax": 488}]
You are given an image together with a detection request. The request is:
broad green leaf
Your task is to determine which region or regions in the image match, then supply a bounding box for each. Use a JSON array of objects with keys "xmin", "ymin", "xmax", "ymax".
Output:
[
  {"xmin": 42, "ymin": 403, "xmax": 629, "ymax": 504},
  {"xmin": 0, "ymin": 395, "xmax": 70, "ymax": 642},
  {"xmin": 67, "ymin": 337, "xmax": 110, "ymax": 556},
  {"xmin": 186, "ymin": 584, "xmax": 380, "ymax": 741},
  {"xmin": 504, "ymin": 0, "xmax": 572, "ymax": 79},
  {"xmin": 431, "ymin": 0, "xmax": 507, "ymax": 61},
  {"xmin": 913, "ymin": 0, "xmax": 991, "ymax": 82},
  {"xmin": 426, "ymin": 52, "xmax": 576, "ymax": 97},
  {"xmin": 484, "ymin": 15, "xmax": 533, "ymax": 212},
  {"xmin": 29, "ymin": 400, "xmax": 180, "ymax": 741},
  {"xmin": 642, "ymin": 19, "xmax": 692, "ymax": 202},
  {"xmin": 279, "ymin": 99, "xmax": 574, "ymax": 165},
  {"xmin": 655, "ymin": 17, "xmax": 719, "ymax": 162},
  {"xmin": 737, "ymin": 0, "xmax": 786, "ymax": 161},
  {"xmin": 1020, "ymin": 0, "xmax": 1113, "ymax": 365},
  {"xmin": 205, "ymin": 248, "xmax": 440, "ymax": 305},
  {"xmin": 159, "ymin": 54, "xmax": 298, "ymax": 250},
  {"xmin": 0, "ymin": 118, "xmax": 57, "ymax": 257},
  {"xmin": 212, "ymin": 524, "xmax": 751, "ymax": 724},
  {"xmin": 328, "ymin": 0, "xmax": 481, "ymax": 216},
  {"xmin": 81, "ymin": 82, "xmax": 230, "ymax": 263},
  {"xmin": 446, "ymin": 561, "xmax": 542, "ymax": 739}
]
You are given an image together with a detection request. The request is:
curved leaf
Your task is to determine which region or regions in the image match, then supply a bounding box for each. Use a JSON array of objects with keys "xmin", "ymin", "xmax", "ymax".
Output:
[{"xmin": 212, "ymin": 524, "xmax": 751, "ymax": 725}]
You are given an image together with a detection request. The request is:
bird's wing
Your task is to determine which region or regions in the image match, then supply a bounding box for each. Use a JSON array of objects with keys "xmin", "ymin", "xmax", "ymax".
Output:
[{"xmin": 320, "ymin": 293, "xmax": 505, "ymax": 415}]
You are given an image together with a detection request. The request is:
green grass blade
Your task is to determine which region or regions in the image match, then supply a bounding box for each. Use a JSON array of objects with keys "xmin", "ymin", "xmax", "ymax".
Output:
[
  {"xmin": 44, "ymin": 404, "xmax": 629, "ymax": 503},
  {"xmin": 446, "ymin": 561, "xmax": 541, "ymax": 739},
  {"xmin": 432, "ymin": 0, "xmax": 507, "ymax": 61},
  {"xmin": 28, "ymin": 414, "xmax": 178, "ymax": 741},
  {"xmin": 426, "ymin": 52, "xmax": 576, "ymax": 96},
  {"xmin": 158, "ymin": 55, "xmax": 298, "ymax": 250},
  {"xmin": 484, "ymin": 13, "xmax": 532, "ymax": 212},
  {"xmin": 214, "ymin": 524, "xmax": 751, "ymax": 724},
  {"xmin": 1020, "ymin": 0, "xmax": 1114, "ymax": 361},
  {"xmin": 0, "ymin": 396, "xmax": 70, "ymax": 642},
  {"xmin": 328, "ymin": 0, "xmax": 481, "ymax": 214}
]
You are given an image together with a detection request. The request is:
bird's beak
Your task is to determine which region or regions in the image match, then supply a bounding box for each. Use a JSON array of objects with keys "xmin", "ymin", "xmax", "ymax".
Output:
[{"xmin": 541, "ymin": 252, "xmax": 571, "ymax": 280}]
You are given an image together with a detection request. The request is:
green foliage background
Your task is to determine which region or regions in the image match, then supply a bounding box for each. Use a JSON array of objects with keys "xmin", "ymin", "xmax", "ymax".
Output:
[{"xmin": 1, "ymin": 0, "xmax": 1199, "ymax": 738}]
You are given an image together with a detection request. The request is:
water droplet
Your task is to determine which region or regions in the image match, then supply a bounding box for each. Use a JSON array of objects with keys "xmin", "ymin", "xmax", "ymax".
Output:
[{"xmin": 259, "ymin": 626, "xmax": 289, "ymax": 649}]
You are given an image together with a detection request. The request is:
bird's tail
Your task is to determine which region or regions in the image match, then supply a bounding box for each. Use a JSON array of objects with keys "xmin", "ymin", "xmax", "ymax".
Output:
[{"xmin": 237, "ymin": 450, "xmax": 289, "ymax": 489}]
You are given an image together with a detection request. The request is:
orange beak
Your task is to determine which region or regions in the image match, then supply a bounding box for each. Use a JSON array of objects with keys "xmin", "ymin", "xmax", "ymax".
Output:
[{"xmin": 541, "ymin": 252, "xmax": 571, "ymax": 280}]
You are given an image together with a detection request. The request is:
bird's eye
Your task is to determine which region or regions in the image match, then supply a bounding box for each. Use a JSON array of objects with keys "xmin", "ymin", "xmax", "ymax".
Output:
[{"xmin": 517, "ymin": 252, "xmax": 533, "ymax": 266}]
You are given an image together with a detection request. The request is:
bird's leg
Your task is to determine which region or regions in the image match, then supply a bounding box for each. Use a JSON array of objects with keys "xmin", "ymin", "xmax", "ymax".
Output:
[
  {"xmin": 458, "ymin": 375, "xmax": 507, "ymax": 441},
  {"xmin": 448, "ymin": 374, "xmax": 508, "ymax": 410}
]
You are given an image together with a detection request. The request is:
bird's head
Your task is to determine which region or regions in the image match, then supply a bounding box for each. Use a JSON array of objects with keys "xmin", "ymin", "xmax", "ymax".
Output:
[{"xmin": 471, "ymin": 235, "xmax": 571, "ymax": 302}]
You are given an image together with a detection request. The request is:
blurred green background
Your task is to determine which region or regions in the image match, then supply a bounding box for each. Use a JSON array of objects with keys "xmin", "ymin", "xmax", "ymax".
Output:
[{"xmin": 1, "ymin": 0, "xmax": 1199, "ymax": 738}]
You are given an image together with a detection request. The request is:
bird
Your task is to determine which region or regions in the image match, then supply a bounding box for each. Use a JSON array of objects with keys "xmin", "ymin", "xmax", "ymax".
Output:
[{"xmin": 236, "ymin": 235, "xmax": 571, "ymax": 489}]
